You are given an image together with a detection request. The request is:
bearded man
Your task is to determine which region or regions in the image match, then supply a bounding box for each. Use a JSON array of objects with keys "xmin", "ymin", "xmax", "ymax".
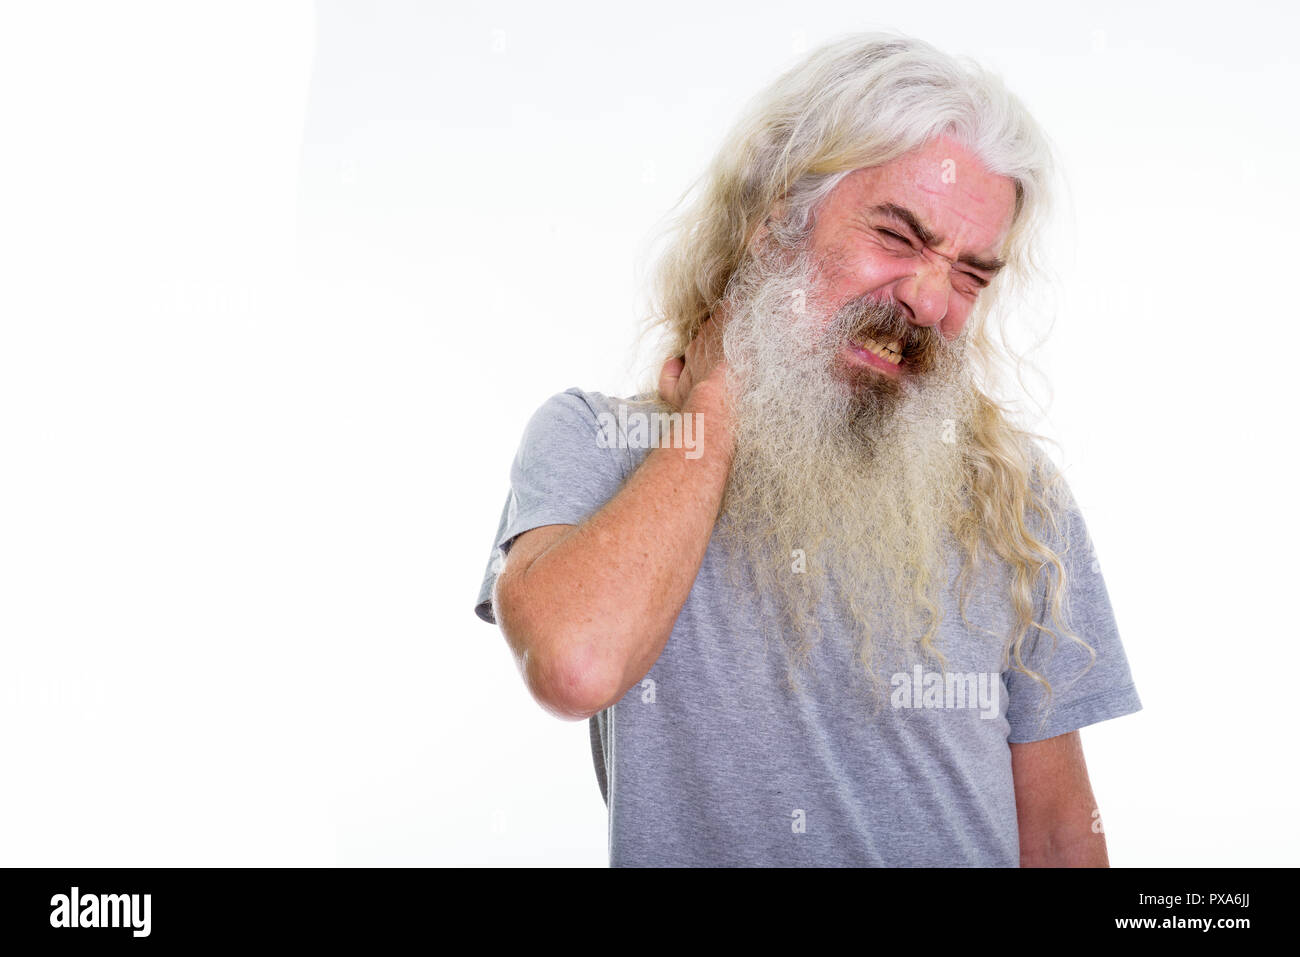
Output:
[{"xmin": 474, "ymin": 32, "xmax": 1141, "ymax": 867}]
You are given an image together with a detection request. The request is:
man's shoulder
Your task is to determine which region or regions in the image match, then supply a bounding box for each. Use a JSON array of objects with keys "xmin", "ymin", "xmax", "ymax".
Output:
[
  {"xmin": 1020, "ymin": 437, "xmax": 1079, "ymax": 514},
  {"xmin": 514, "ymin": 386, "xmax": 660, "ymax": 474},
  {"xmin": 549, "ymin": 385, "xmax": 657, "ymax": 414},
  {"xmin": 528, "ymin": 386, "xmax": 660, "ymax": 430}
]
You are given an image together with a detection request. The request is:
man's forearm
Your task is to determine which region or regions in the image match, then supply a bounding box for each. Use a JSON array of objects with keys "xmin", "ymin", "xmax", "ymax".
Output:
[{"xmin": 1011, "ymin": 733, "xmax": 1110, "ymax": 867}]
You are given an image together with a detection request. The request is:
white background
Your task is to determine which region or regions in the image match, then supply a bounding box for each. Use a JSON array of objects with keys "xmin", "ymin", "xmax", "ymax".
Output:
[{"xmin": 1, "ymin": 0, "xmax": 1296, "ymax": 866}]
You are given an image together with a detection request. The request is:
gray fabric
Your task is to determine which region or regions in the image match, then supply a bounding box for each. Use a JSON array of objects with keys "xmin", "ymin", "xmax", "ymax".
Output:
[{"xmin": 475, "ymin": 387, "xmax": 1142, "ymax": 867}]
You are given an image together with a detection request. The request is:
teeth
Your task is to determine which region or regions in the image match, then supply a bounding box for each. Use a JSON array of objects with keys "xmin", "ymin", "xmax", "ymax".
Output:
[{"xmin": 854, "ymin": 335, "xmax": 902, "ymax": 365}]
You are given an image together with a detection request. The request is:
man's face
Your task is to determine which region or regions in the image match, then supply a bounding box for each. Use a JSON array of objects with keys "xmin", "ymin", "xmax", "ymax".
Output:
[{"xmin": 801, "ymin": 134, "xmax": 1016, "ymax": 391}]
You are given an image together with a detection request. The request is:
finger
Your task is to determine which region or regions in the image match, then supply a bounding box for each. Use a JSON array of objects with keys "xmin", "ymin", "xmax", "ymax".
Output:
[
  {"xmin": 659, "ymin": 354, "xmax": 685, "ymax": 387},
  {"xmin": 658, "ymin": 355, "xmax": 686, "ymax": 407}
]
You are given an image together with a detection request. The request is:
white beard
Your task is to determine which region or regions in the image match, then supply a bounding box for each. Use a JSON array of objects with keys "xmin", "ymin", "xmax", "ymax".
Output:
[{"xmin": 712, "ymin": 246, "xmax": 982, "ymax": 688}]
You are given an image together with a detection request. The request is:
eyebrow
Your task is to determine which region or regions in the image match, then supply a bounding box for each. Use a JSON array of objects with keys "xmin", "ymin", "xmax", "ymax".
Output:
[{"xmin": 869, "ymin": 202, "xmax": 1007, "ymax": 274}]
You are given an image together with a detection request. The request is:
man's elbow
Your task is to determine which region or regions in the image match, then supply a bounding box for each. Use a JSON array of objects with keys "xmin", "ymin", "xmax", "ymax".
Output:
[
  {"xmin": 495, "ymin": 586, "xmax": 616, "ymax": 720},
  {"xmin": 519, "ymin": 641, "xmax": 616, "ymax": 720}
]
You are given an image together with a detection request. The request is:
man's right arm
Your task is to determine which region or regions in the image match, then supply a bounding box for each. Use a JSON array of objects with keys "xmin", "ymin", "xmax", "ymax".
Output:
[
  {"xmin": 493, "ymin": 381, "xmax": 733, "ymax": 721},
  {"xmin": 494, "ymin": 312, "xmax": 734, "ymax": 721}
]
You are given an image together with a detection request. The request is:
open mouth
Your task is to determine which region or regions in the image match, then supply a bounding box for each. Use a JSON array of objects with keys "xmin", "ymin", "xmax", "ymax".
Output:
[
  {"xmin": 843, "ymin": 331, "xmax": 907, "ymax": 379},
  {"xmin": 850, "ymin": 334, "xmax": 903, "ymax": 365}
]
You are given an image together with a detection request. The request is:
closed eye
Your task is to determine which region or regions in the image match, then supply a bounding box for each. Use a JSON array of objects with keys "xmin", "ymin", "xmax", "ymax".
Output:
[{"xmin": 878, "ymin": 225, "xmax": 991, "ymax": 290}]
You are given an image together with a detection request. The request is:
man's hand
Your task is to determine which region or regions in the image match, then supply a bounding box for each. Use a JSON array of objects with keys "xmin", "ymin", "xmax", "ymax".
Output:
[{"xmin": 658, "ymin": 313, "xmax": 730, "ymax": 414}]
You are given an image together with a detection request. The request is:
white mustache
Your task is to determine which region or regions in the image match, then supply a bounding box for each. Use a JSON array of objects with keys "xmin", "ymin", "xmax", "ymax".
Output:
[{"xmin": 829, "ymin": 297, "xmax": 948, "ymax": 372}]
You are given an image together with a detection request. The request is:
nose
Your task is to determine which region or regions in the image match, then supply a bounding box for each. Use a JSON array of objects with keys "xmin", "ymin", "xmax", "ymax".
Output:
[{"xmin": 894, "ymin": 257, "xmax": 951, "ymax": 331}]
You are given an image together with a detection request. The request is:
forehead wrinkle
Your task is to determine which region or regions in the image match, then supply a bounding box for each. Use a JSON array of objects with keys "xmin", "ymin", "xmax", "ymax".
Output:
[
  {"xmin": 913, "ymin": 184, "xmax": 997, "ymax": 223},
  {"xmin": 948, "ymin": 206, "xmax": 991, "ymax": 230},
  {"xmin": 915, "ymin": 178, "xmax": 1006, "ymax": 215}
]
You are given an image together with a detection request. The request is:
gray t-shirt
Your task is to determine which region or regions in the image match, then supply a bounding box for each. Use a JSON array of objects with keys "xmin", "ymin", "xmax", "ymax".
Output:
[{"xmin": 474, "ymin": 387, "xmax": 1142, "ymax": 866}]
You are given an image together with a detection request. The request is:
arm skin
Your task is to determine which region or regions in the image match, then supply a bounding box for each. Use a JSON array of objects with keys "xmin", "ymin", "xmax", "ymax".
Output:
[
  {"xmin": 492, "ymin": 318, "xmax": 733, "ymax": 721},
  {"xmin": 1011, "ymin": 730, "xmax": 1110, "ymax": 867}
]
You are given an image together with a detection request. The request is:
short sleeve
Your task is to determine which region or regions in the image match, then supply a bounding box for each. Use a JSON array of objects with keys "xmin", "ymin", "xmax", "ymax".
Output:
[
  {"xmin": 473, "ymin": 388, "xmax": 633, "ymax": 624},
  {"xmin": 1004, "ymin": 477, "xmax": 1142, "ymax": 743}
]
